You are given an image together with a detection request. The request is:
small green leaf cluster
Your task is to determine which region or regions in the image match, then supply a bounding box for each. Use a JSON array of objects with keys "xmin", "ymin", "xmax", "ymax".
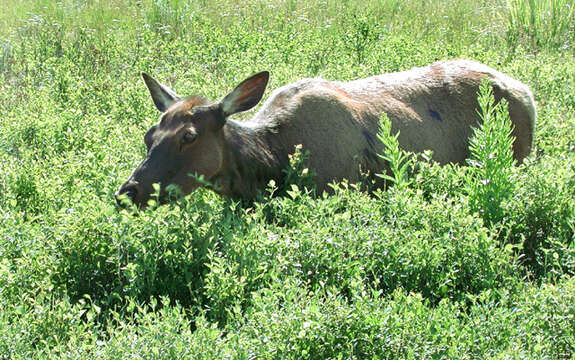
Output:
[
  {"xmin": 376, "ymin": 113, "xmax": 414, "ymax": 191},
  {"xmin": 281, "ymin": 143, "xmax": 317, "ymax": 196}
]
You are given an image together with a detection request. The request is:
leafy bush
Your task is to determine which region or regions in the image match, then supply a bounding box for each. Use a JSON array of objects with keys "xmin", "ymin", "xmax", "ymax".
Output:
[
  {"xmin": 21, "ymin": 277, "xmax": 573, "ymax": 359},
  {"xmin": 504, "ymin": 155, "xmax": 575, "ymax": 280},
  {"xmin": 206, "ymin": 185, "xmax": 513, "ymax": 311},
  {"xmin": 52, "ymin": 195, "xmax": 229, "ymax": 310}
]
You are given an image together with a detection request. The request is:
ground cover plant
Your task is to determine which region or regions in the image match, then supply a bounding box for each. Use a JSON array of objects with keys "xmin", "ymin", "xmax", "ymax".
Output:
[{"xmin": 1, "ymin": 0, "xmax": 574, "ymax": 358}]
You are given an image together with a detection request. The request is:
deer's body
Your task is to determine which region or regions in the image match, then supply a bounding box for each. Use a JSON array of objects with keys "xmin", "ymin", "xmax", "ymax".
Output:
[{"xmin": 116, "ymin": 59, "xmax": 536, "ymax": 207}]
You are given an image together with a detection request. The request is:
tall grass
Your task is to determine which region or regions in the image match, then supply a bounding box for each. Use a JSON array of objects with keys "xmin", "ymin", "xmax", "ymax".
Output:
[{"xmin": 507, "ymin": 0, "xmax": 575, "ymax": 52}]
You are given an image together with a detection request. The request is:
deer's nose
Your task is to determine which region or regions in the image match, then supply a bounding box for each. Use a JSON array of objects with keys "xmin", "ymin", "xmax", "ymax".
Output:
[{"xmin": 115, "ymin": 182, "xmax": 141, "ymax": 206}]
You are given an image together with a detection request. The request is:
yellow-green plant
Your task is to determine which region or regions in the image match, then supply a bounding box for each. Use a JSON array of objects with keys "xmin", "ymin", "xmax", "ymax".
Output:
[
  {"xmin": 376, "ymin": 113, "xmax": 414, "ymax": 191},
  {"xmin": 465, "ymin": 80, "xmax": 516, "ymax": 227}
]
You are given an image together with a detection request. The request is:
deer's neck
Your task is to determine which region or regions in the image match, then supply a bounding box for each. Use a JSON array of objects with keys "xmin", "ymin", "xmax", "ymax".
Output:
[{"xmin": 214, "ymin": 120, "xmax": 286, "ymax": 199}]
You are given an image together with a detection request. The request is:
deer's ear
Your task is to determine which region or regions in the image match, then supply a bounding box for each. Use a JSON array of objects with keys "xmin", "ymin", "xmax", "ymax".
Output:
[
  {"xmin": 220, "ymin": 71, "xmax": 269, "ymax": 117},
  {"xmin": 142, "ymin": 72, "xmax": 181, "ymax": 112}
]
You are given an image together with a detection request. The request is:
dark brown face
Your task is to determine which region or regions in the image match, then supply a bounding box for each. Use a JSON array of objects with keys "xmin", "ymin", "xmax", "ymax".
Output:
[
  {"xmin": 115, "ymin": 70, "xmax": 269, "ymax": 208},
  {"xmin": 116, "ymin": 100, "xmax": 227, "ymax": 207}
]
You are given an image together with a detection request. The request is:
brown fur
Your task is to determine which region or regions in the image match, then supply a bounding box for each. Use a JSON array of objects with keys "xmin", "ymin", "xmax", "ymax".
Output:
[{"xmin": 116, "ymin": 59, "xmax": 536, "ymax": 207}]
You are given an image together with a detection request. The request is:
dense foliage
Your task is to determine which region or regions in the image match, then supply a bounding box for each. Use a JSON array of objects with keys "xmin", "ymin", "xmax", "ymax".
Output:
[{"xmin": 1, "ymin": 0, "xmax": 574, "ymax": 358}]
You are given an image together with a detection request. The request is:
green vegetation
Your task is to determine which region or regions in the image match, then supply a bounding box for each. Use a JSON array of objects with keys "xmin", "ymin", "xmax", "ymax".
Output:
[
  {"xmin": 465, "ymin": 81, "xmax": 516, "ymax": 227},
  {"xmin": 1, "ymin": 0, "xmax": 574, "ymax": 358}
]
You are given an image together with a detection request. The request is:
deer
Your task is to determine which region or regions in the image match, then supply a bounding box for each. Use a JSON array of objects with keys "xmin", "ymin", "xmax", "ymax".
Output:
[{"xmin": 115, "ymin": 59, "xmax": 535, "ymax": 208}]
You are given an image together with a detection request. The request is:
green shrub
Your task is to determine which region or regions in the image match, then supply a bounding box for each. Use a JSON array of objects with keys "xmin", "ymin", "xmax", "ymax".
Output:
[
  {"xmin": 52, "ymin": 195, "xmax": 228, "ymax": 310},
  {"xmin": 207, "ymin": 185, "xmax": 512, "ymax": 309},
  {"xmin": 504, "ymin": 155, "xmax": 575, "ymax": 280}
]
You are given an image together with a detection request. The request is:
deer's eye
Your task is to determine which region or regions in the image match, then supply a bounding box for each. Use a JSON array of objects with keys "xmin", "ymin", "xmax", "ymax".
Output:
[{"xmin": 182, "ymin": 131, "xmax": 198, "ymax": 144}]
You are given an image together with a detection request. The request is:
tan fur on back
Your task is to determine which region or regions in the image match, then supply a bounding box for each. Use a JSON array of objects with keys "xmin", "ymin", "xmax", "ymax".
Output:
[{"xmin": 237, "ymin": 59, "xmax": 535, "ymax": 192}]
